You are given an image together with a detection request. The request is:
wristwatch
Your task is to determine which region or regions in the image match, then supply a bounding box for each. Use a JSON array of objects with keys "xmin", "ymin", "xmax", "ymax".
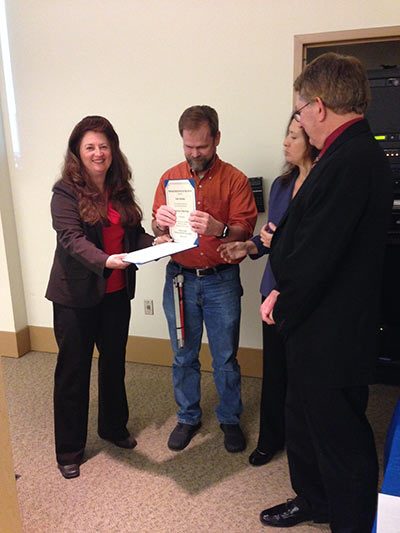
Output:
[{"xmin": 218, "ymin": 224, "xmax": 230, "ymax": 239}]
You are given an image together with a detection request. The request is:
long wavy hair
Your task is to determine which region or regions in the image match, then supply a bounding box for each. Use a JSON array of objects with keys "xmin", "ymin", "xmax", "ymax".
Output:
[
  {"xmin": 61, "ymin": 115, "xmax": 142, "ymax": 226},
  {"xmin": 281, "ymin": 113, "xmax": 319, "ymax": 180}
]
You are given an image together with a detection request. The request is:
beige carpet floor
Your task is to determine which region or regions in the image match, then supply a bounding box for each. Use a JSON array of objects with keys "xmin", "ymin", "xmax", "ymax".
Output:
[{"xmin": 2, "ymin": 351, "xmax": 399, "ymax": 533}]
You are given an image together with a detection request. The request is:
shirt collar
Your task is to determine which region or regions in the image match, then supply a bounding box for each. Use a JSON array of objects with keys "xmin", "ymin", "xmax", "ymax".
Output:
[{"xmin": 317, "ymin": 117, "xmax": 363, "ymax": 161}]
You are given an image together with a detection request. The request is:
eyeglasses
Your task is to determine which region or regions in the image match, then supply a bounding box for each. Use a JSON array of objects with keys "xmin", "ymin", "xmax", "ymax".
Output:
[{"xmin": 293, "ymin": 101, "xmax": 311, "ymax": 122}]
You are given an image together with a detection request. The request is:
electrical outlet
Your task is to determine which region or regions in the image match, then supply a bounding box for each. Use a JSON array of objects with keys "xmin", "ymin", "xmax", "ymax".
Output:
[{"xmin": 144, "ymin": 299, "xmax": 154, "ymax": 315}]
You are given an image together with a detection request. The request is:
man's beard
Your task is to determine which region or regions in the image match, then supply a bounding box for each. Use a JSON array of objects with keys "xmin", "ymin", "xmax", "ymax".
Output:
[{"xmin": 186, "ymin": 154, "xmax": 214, "ymax": 173}]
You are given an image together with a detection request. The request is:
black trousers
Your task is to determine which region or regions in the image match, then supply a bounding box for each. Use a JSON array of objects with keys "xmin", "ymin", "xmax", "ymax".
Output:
[
  {"xmin": 257, "ymin": 319, "xmax": 287, "ymax": 453},
  {"xmin": 53, "ymin": 289, "xmax": 131, "ymax": 465},
  {"xmin": 286, "ymin": 382, "xmax": 378, "ymax": 533}
]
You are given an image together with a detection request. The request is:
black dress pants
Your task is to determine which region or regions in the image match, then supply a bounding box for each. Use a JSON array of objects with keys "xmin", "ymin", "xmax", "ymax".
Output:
[
  {"xmin": 257, "ymin": 320, "xmax": 287, "ymax": 453},
  {"xmin": 286, "ymin": 381, "xmax": 378, "ymax": 533},
  {"xmin": 53, "ymin": 289, "xmax": 131, "ymax": 465}
]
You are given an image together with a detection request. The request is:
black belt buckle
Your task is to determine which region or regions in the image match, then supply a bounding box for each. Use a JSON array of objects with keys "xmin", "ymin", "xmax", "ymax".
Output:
[
  {"xmin": 171, "ymin": 261, "xmax": 227, "ymax": 277},
  {"xmin": 195, "ymin": 267, "xmax": 214, "ymax": 277}
]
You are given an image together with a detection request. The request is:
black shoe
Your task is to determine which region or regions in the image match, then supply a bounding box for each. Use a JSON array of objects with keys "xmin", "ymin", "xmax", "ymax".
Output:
[
  {"xmin": 58, "ymin": 463, "xmax": 80, "ymax": 479},
  {"xmin": 260, "ymin": 497, "xmax": 312, "ymax": 527},
  {"xmin": 112, "ymin": 436, "xmax": 137, "ymax": 449},
  {"xmin": 100, "ymin": 435, "xmax": 137, "ymax": 449},
  {"xmin": 167, "ymin": 422, "xmax": 201, "ymax": 451},
  {"xmin": 249, "ymin": 447, "xmax": 275, "ymax": 466},
  {"xmin": 220, "ymin": 423, "xmax": 246, "ymax": 453}
]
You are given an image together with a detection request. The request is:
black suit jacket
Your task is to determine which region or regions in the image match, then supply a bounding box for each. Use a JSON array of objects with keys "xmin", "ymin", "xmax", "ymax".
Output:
[
  {"xmin": 46, "ymin": 180, "xmax": 153, "ymax": 308},
  {"xmin": 270, "ymin": 119, "xmax": 393, "ymax": 386}
]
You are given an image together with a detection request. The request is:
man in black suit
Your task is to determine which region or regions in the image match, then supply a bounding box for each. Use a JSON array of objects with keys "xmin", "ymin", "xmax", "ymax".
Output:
[{"xmin": 259, "ymin": 53, "xmax": 392, "ymax": 532}]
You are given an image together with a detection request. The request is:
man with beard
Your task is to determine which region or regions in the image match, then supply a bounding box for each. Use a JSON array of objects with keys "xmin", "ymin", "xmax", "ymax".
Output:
[{"xmin": 152, "ymin": 105, "xmax": 257, "ymax": 453}]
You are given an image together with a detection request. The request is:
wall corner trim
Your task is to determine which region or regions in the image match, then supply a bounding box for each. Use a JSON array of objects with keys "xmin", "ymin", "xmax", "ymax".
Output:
[{"xmin": 1, "ymin": 327, "xmax": 262, "ymax": 378}]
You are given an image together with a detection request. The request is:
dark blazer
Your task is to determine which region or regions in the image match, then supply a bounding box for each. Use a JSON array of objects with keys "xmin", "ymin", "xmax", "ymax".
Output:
[
  {"xmin": 46, "ymin": 180, "xmax": 154, "ymax": 308},
  {"xmin": 250, "ymin": 172, "xmax": 296, "ymax": 297},
  {"xmin": 270, "ymin": 119, "xmax": 393, "ymax": 387}
]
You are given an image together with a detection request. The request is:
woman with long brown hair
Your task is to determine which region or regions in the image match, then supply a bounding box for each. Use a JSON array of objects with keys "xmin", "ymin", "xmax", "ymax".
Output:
[
  {"xmin": 46, "ymin": 115, "xmax": 165, "ymax": 479},
  {"xmin": 219, "ymin": 114, "xmax": 318, "ymax": 466}
]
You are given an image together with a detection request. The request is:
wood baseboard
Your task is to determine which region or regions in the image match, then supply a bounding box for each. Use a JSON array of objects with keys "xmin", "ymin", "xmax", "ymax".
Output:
[
  {"xmin": 2, "ymin": 326, "xmax": 262, "ymax": 378},
  {"xmin": 0, "ymin": 327, "xmax": 30, "ymax": 358},
  {"xmin": 29, "ymin": 326, "xmax": 57, "ymax": 353},
  {"xmin": 125, "ymin": 335, "xmax": 262, "ymax": 378}
]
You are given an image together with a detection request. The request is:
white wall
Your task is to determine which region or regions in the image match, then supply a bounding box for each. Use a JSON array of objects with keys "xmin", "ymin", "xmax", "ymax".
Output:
[
  {"xmin": 0, "ymin": 98, "xmax": 27, "ymax": 333},
  {"xmin": 1, "ymin": 0, "xmax": 399, "ymax": 348},
  {"xmin": 0, "ymin": 107, "xmax": 13, "ymax": 331},
  {"xmin": 0, "ymin": 217, "xmax": 14, "ymax": 331}
]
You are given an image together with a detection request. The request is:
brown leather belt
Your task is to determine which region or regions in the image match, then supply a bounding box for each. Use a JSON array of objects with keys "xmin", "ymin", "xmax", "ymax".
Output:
[{"xmin": 171, "ymin": 261, "xmax": 232, "ymax": 277}]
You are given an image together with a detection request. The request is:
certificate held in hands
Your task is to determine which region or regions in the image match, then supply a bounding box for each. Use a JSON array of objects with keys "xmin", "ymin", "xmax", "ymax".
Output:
[{"xmin": 124, "ymin": 179, "xmax": 198, "ymax": 265}]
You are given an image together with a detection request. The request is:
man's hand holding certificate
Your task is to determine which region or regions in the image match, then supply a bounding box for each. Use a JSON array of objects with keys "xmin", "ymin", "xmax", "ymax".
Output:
[{"xmin": 124, "ymin": 179, "xmax": 198, "ymax": 265}]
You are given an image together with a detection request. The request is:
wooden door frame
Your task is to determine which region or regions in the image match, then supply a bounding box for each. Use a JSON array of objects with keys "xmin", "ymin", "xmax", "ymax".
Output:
[
  {"xmin": 0, "ymin": 361, "xmax": 22, "ymax": 532},
  {"xmin": 293, "ymin": 25, "xmax": 400, "ymax": 80}
]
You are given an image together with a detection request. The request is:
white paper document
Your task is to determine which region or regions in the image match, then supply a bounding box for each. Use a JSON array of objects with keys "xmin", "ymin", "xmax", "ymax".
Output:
[
  {"xmin": 377, "ymin": 493, "xmax": 400, "ymax": 532},
  {"xmin": 165, "ymin": 178, "xmax": 197, "ymax": 243},
  {"xmin": 123, "ymin": 241, "xmax": 197, "ymax": 265},
  {"xmin": 124, "ymin": 178, "xmax": 198, "ymax": 266}
]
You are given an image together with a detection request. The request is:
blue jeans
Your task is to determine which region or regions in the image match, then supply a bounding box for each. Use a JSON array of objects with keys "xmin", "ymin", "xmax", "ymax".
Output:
[{"xmin": 163, "ymin": 261, "xmax": 243, "ymax": 425}]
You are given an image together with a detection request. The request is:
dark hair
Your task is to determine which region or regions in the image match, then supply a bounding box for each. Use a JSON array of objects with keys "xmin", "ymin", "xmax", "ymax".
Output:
[
  {"xmin": 281, "ymin": 113, "xmax": 319, "ymax": 179},
  {"xmin": 178, "ymin": 105, "xmax": 219, "ymax": 138},
  {"xmin": 61, "ymin": 115, "xmax": 142, "ymax": 226},
  {"xmin": 294, "ymin": 52, "xmax": 370, "ymax": 114}
]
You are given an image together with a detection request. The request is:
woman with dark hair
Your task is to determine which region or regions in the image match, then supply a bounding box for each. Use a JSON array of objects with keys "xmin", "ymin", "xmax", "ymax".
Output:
[
  {"xmin": 46, "ymin": 115, "xmax": 166, "ymax": 479},
  {"xmin": 219, "ymin": 114, "xmax": 318, "ymax": 466}
]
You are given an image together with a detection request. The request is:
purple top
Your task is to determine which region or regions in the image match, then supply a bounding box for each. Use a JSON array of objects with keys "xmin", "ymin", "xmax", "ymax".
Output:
[{"xmin": 251, "ymin": 173, "xmax": 296, "ymax": 296}]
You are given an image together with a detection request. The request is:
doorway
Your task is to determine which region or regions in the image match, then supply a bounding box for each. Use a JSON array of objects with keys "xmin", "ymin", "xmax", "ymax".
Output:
[{"xmin": 293, "ymin": 26, "xmax": 400, "ymax": 76}]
